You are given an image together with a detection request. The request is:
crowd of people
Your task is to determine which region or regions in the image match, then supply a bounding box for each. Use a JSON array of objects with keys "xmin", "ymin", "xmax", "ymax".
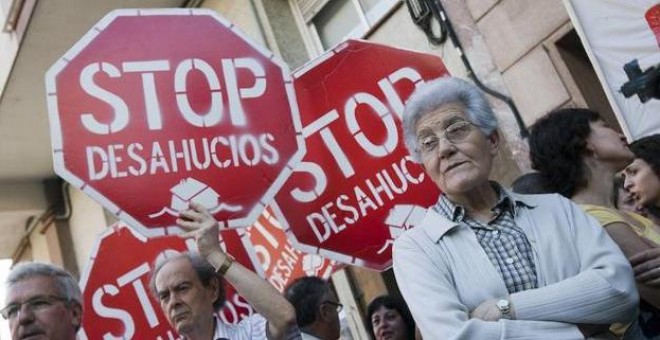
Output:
[{"xmin": 4, "ymin": 75, "xmax": 660, "ymax": 340}]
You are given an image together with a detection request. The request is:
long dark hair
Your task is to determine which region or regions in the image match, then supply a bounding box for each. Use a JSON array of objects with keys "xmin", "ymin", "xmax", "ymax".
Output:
[{"xmin": 529, "ymin": 108, "xmax": 601, "ymax": 198}]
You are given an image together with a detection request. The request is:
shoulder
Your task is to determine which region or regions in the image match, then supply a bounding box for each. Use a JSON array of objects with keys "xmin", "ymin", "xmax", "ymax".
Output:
[
  {"xmin": 219, "ymin": 314, "xmax": 269, "ymax": 340},
  {"xmin": 506, "ymin": 188, "xmax": 561, "ymax": 202},
  {"xmin": 507, "ymin": 190, "xmax": 571, "ymax": 210},
  {"xmin": 580, "ymin": 205, "xmax": 625, "ymax": 226},
  {"xmin": 508, "ymin": 191, "xmax": 599, "ymax": 229},
  {"xmin": 393, "ymin": 224, "xmax": 428, "ymax": 251}
]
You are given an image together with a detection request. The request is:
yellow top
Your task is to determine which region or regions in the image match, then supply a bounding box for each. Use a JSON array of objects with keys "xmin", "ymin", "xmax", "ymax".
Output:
[
  {"xmin": 581, "ymin": 204, "xmax": 660, "ymax": 337},
  {"xmin": 582, "ymin": 204, "xmax": 660, "ymax": 245}
]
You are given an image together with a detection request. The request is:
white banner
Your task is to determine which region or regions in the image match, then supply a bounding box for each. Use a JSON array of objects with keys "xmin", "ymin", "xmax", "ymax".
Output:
[{"xmin": 563, "ymin": 0, "xmax": 660, "ymax": 139}]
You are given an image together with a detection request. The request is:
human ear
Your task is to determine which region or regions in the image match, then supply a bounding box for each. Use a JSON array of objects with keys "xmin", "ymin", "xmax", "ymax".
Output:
[
  {"xmin": 487, "ymin": 130, "xmax": 500, "ymax": 155},
  {"xmin": 208, "ymin": 277, "xmax": 221, "ymax": 302},
  {"xmin": 70, "ymin": 302, "xmax": 83, "ymax": 330}
]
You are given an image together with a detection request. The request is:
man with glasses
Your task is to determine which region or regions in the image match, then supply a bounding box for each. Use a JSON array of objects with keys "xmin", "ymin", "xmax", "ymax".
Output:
[
  {"xmin": 393, "ymin": 77, "xmax": 639, "ymax": 339},
  {"xmin": 2, "ymin": 262, "xmax": 82, "ymax": 340},
  {"xmin": 284, "ymin": 277, "xmax": 341, "ymax": 340}
]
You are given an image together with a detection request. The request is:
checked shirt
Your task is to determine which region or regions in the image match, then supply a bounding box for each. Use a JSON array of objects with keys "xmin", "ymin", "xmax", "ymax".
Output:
[{"xmin": 434, "ymin": 183, "xmax": 538, "ymax": 294}]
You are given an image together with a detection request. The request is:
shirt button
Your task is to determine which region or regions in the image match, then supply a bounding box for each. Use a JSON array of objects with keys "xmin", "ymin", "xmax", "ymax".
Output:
[{"xmin": 505, "ymin": 258, "xmax": 515, "ymax": 265}]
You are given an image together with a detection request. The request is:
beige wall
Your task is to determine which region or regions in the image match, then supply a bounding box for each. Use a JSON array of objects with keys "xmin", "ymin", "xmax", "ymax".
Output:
[
  {"xmin": 367, "ymin": 6, "xmax": 466, "ymax": 78},
  {"xmin": 67, "ymin": 186, "xmax": 108, "ymax": 274},
  {"xmin": 201, "ymin": 0, "xmax": 267, "ymax": 47},
  {"xmin": 469, "ymin": 0, "xmax": 611, "ymax": 130},
  {"xmin": 28, "ymin": 220, "xmax": 63, "ymax": 265},
  {"xmin": 10, "ymin": 186, "xmax": 107, "ymax": 277}
]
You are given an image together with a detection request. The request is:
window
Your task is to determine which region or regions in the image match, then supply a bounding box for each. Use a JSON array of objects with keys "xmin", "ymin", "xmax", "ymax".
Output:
[{"xmin": 292, "ymin": 0, "xmax": 401, "ymax": 54}]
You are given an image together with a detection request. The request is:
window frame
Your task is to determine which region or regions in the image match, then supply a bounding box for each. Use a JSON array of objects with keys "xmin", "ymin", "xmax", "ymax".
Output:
[{"xmin": 289, "ymin": 0, "xmax": 402, "ymax": 57}]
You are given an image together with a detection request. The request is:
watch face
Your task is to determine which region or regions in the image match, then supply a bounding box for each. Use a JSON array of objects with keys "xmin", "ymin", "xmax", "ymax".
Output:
[{"xmin": 497, "ymin": 299, "xmax": 510, "ymax": 311}]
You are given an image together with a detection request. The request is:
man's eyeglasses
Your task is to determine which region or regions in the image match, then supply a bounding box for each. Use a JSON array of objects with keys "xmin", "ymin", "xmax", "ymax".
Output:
[
  {"xmin": 0, "ymin": 295, "xmax": 69, "ymax": 320},
  {"xmin": 416, "ymin": 120, "xmax": 477, "ymax": 156},
  {"xmin": 322, "ymin": 300, "xmax": 343, "ymax": 313}
]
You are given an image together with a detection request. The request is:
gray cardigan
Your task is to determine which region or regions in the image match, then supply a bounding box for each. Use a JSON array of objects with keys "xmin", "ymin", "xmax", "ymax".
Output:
[{"xmin": 393, "ymin": 191, "xmax": 639, "ymax": 340}]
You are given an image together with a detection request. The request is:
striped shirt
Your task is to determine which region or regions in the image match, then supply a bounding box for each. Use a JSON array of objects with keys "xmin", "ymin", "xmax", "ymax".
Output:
[
  {"xmin": 212, "ymin": 314, "xmax": 302, "ymax": 340},
  {"xmin": 434, "ymin": 183, "xmax": 538, "ymax": 294}
]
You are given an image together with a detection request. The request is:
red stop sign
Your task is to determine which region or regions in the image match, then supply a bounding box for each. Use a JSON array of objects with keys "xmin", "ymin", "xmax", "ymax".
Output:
[
  {"xmin": 79, "ymin": 223, "xmax": 262, "ymax": 339},
  {"xmin": 271, "ymin": 40, "xmax": 446, "ymax": 271},
  {"xmin": 244, "ymin": 207, "xmax": 336, "ymax": 292},
  {"xmin": 46, "ymin": 9, "xmax": 304, "ymax": 236}
]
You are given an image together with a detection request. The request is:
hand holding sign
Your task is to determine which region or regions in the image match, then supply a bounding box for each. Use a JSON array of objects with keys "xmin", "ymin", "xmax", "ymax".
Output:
[
  {"xmin": 176, "ymin": 202, "xmax": 298, "ymax": 339},
  {"xmin": 177, "ymin": 202, "xmax": 224, "ymax": 260}
]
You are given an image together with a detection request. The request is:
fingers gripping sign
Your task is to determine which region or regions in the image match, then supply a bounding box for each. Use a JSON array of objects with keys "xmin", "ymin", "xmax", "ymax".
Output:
[
  {"xmin": 177, "ymin": 202, "xmax": 224, "ymax": 259},
  {"xmin": 175, "ymin": 204, "xmax": 299, "ymax": 339}
]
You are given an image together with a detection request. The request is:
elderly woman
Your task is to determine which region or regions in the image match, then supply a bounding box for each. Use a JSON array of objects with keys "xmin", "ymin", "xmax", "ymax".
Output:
[{"xmin": 392, "ymin": 77, "xmax": 639, "ymax": 339}]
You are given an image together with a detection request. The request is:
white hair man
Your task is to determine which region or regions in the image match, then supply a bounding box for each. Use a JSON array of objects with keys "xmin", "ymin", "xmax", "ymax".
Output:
[{"xmin": 3, "ymin": 262, "xmax": 83, "ymax": 340}]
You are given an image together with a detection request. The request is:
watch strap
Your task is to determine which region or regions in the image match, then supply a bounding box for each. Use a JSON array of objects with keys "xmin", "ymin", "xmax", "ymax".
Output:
[{"xmin": 215, "ymin": 255, "xmax": 234, "ymax": 276}]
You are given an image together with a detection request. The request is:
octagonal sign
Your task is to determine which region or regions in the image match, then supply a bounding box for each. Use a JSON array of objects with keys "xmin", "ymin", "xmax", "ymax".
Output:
[
  {"xmin": 272, "ymin": 40, "xmax": 446, "ymax": 271},
  {"xmin": 79, "ymin": 223, "xmax": 263, "ymax": 339},
  {"xmin": 244, "ymin": 206, "xmax": 336, "ymax": 292},
  {"xmin": 46, "ymin": 9, "xmax": 304, "ymax": 236}
]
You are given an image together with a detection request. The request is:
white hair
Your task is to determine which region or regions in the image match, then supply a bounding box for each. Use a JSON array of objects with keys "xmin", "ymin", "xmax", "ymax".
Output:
[
  {"xmin": 7, "ymin": 262, "xmax": 82, "ymax": 305},
  {"xmin": 402, "ymin": 77, "xmax": 498, "ymax": 162}
]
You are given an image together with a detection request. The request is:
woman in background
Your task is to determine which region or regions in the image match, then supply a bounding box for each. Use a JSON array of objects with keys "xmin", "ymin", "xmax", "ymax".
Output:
[
  {"xmin": 529, "ymin": 108, "xmax": 660, "ymax": 338},
  {"xmin": 367, "ymin": 295, "xmax": 417, "ymax": 340}
]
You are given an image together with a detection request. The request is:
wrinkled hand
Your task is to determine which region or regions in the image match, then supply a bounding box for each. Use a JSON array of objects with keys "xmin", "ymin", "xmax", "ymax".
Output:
[
  {"xmin": 469, "ymin": 299, "xmax": 502, "ymax": 321},
  {"xmin": 177, "ymin": 202, "xmax": 222, "ymax": 259},
  {"xmin": 630, "ymin": 247, "xmax": 660, "ymax": 286}
]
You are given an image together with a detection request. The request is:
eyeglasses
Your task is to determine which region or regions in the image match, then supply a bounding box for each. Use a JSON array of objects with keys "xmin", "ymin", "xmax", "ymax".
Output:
[
  {"xmin": 416, "ymin": 120, "xmax": 477, "ymax": 156},
  {"xmin": 0, "ymin": 295, "xmax": 69, "ymax": 320},
  {"xmin": 322, "ymin": 300, "xmax": 343, "ymax": 313}
]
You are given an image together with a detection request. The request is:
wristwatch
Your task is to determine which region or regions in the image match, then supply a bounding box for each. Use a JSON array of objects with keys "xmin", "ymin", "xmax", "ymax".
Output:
[
  {"xmin": 215, "ymin": 255, "xmax": 234, "ymax": 276},
  {"xmin": 496, "ymin": 299, "xmax": 513, "ymax": 319}
]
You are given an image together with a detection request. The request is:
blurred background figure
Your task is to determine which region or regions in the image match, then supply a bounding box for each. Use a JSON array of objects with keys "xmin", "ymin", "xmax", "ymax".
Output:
[
  {"xmin": 529, "ymin": 108, "xmax": 660, "ymax": 338},
  {"xmin": 367, "ymin": 295, "xmax": 417, "ymax": 340},
  {"xmin": 626, "ymin": 135, "xmax": 660, "ymax": 222},
  {"xmin": 284, "ymin": 276, "xmax": 341, "ymax": 340},
  {"xmin": 511, "ymin": 172, "xmax": 552, "ymax": 195},
  {"xmin": 613, "ymin": 176, "xmax": 641, "ymax": 215}
]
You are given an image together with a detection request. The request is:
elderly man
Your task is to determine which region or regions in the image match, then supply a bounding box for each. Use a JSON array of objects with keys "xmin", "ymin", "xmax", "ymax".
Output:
[
  {"xmin": 150, "ymin": 202, "xmax": 299, "ymax": 340},
  {"xmin": 284, "ymin": 277, "xmax": 341, "ymax": 340},
  {"xmin": 393, "ymin": 77, "xmax": 639, "ymax": 339},
  {"xmin": 2, "ymin": 262, "xmax": 82, "ymax": 340}
]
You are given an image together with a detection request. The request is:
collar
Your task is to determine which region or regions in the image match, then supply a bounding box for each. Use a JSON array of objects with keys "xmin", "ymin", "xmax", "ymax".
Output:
[
  {"xmin": 423, "ymin": 185, "xmax": 537, "ymax": 242},
  {"xmin": 436, "ymin": 182, "xmax": 525, "ymax": 221},
  {"xmin": 212, "ymin": 315, "xmax": 229, "ymax": 340},
  {"xmin": 301, "ymin": 332, "xmax": 324, "ymax": 340}
]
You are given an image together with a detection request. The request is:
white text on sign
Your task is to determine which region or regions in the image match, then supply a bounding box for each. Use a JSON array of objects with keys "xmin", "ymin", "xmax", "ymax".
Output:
[
  {"xmin": 79, "ymin": 58, "xmax": 266, "ymax": 133},
  {"xmin": 290, "ymin": 67, "xmax": 427, "ymax": 243},
  {"xmin": 78, "ymin": 57, "xmax": 282, "ymax": 181}
]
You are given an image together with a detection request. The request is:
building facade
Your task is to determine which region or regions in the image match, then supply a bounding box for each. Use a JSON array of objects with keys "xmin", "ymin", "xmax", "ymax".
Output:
[{"xmin": 0, "ymin": 0, "xmax": 618, "ymax": 337}]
